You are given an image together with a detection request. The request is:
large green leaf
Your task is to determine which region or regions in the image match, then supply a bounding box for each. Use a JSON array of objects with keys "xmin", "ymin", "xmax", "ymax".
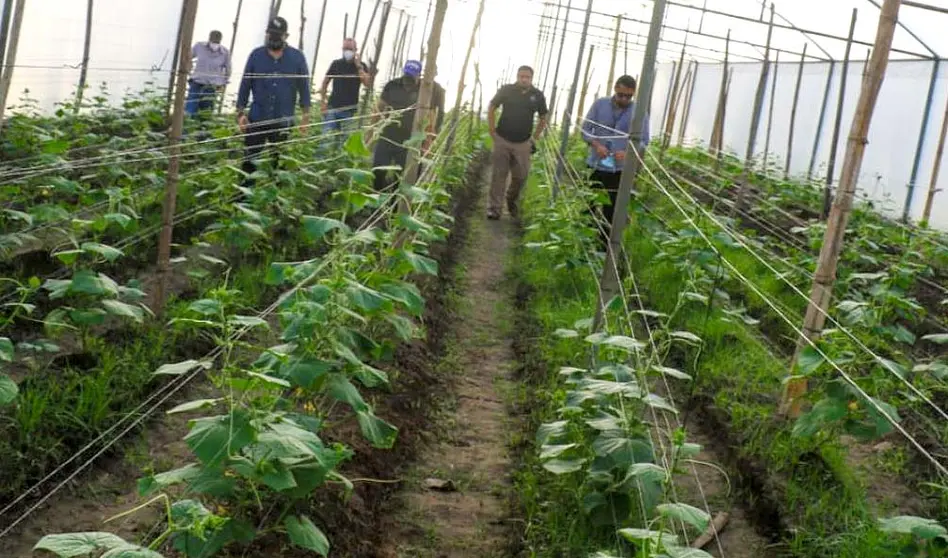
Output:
[
  {"xmin": 796, "ymin": 346, "xmax": 825, "ymax": 375},
  {"xmin": 327, "ymin": 374, "xmax": 368, "ymax": 411},
  {"xmin": 100, "ymin": 546, "xmax": 165, "ymax": 558},
  {"xmin": 357, "ymin": 410, "xmax": 399, "ymax": 448},
  {"xmin": 188, "ymin": 298, "xmax": 222, "ymax": 316},
  {"xmin": 81, "ymin": 242, "xmax": 124, "ymax": 263},
  {"xmin": 662, "ymin": 545, "xmax": 715, "ymax": 558},
  {"xmin": 879, "ymin": 515, "xmax": 948, "ymax": 540},
  {"xmin": 343, "ymin": 132, "xmax": 371, "ymax": 158},
  {"xmin": 0, "ymin": 337, "xmax": 13, "ymax": 362},
  {"xmin": 69, "ymin": 307, "xmax": 107, "ymax": 326},
  {"xmin": 345, "ymin": 282, "xmax": 389, "ymax": 313},
  {"xmin": 922, "ymin": 333, "xmax": 948, "ymax": 345},
  {"xmin": 0, "ymin": 373, "xmax": 18, "ymax": 405},
  {"xmin": 167, "ymin": 399, "xmax": 222, "ymax": 415},
  {"xmin": 33, "ymin": 532, "xmax": 129, "ymax": 557},
  {"xmin": 657, "ymin": 502, "xmax": 711, "ymax": 532},
  {"xmin": 400, "ymin": 250, "xmax": 439, "ymax": 276},
  {"xmin": 792, "ymin": 397, "xmax": 849, "ymax": 438},
  {"xmin": 185, "ymin": 412, "xmax": 256, "ymax": 467},
  {"xmin": 101, "ymin": 300, "xmax": 145, "ymax": 323},
  {"xmin": 283, "ymin": 358, "xmax": 333, "ymax": 389},
  {"xmin": 70, "ymin": 270, "xmax": 119, "ymax": 297},
  {"xmin": 618, "ymin": 528, "xmax": 678, "ymax": 547},
  {"xmin": 154, "ymin": 359, "xmax": 212, "ymax": 376},
  {"xmin": 379, "ymin": 281, "xmax": 424, "ymax": 316},
  {"xmin": 138, "ymin": 463, "xmax": 202, "ymax": 496},
  {"xmin": 285, "ymin": 515, "xmax": 330, "ymax": 556},
  {"xmin": 303, "ymin": 215, "xmax": 350, "ymax": 241},
  {"xmin": 542, "ymin": 458, "xmax": 587, "ymax": 474}
]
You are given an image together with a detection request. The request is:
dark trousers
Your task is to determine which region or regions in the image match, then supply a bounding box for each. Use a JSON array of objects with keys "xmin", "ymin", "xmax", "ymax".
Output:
[
  {"xmin": 589, "ymin": 168, "xmax": 622, "ymax": 248},
  {"xmin": 372, "ymin": 139, "xmax": 408, "ymax": 192},
  {"xmin": 185, "ymin": 80, "xmax": 218, "ymax": 117},
  {"xmin": 242, "ymin": 121, "xmax": 290, "ymax": 186}
]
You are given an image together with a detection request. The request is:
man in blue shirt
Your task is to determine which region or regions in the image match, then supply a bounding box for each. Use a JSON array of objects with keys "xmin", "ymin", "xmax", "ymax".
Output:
[
  {"xmin": 186, "ymin": 30, "xmax": 231, "ymax": 118},
  {"xmin": 236, "ymin": 17, "xmax": 311, "ymax": 185},
  {"xmin": 582, "ymin": 75, "xmax": 649, "ymax": 246}
]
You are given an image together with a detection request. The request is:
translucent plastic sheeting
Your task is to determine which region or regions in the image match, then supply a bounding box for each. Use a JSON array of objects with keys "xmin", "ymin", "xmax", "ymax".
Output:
[
  {"xmin": 3, "ymin": 0, "xmax": 411, "ymax": 114},
  {"xmin": 652, "ymin": 59, "xmax": 948, "ymax": 231}
]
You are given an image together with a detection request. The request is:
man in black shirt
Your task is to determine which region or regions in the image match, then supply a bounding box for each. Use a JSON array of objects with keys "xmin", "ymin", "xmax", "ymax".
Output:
[
  {"xmin": 487, "ymin": 65, "xmax": 548, "ymax": 220},
  {"xmin": 370, "ymin": 60, "xmax": 437, "ymax": 192},
  {"xmin": 319, "ymin": 38, "xmax": 371, "ymax": 147}
]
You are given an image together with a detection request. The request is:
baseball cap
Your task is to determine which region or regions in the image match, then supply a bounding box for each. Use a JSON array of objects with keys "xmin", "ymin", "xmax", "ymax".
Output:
[
  {"xmin": 403, "ymin": 60, "xmax": 422, "ymax": 78},
  {"xmin": 267, "ymin": 16, "xmax": 288, "ymax": 34}
]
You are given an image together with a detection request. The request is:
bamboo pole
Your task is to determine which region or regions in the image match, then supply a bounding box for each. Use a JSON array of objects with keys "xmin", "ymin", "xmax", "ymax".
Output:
[
  {"xmin": 762, "ymin": 51, "xmax": 780, "ymax": 171},
  {"xmin": 166, "ymin": 0, "xmax": 187, "ymax": 112},
  {"xmin": 921, "ymin": 89, "xmax": 948, "ymax": 224},
  {"xmin": 709, "ymin": 31, "xmax": 730, "ymax": 155},
  {"xmin": 0, "ymin": 0, "xmax": 26, "ymax": 133},
  {"xmin": 784, "ymin": 43, "xmax": 807, "ymax": 178},
  {"xmin": 535, "ymin": 4, "xmax": 549, "ymax": 76},
  {"xmin": 662, "ymin": 42, "xmax": 687, "ymax": 150},
  {"xmin": 0, "ymin": 0, "xmax": 14, "ymax": 78},
  {"xmin": 74, "ymin": 0, "xmax": 94, "ymax": 113},
  {"xmin": 678, "ymin": 61, "xmax": 699, "ymax": 146},
  {"xmin": 404, "ymin": 0, "xmax": 447, "ymax": 188},
  {"xmin": 360, "ymin": 0, "xmax": 381, "ymax": 59},
  {"xmin": 821, "ymin": 9, "xmax": 858, "ymax": 220},
  {"xmin": 593, "ymin": 0, "xmax": 668, "ymax": 330},
  {"xmin": 218, "ymin": 0, "xmax": 243, "ymax": 114},
  {"xmin": 368, "ymin": 1, "xmax": 391, "ymax": 95},
  {"xmin": 343, "ymin": 13, "xmax": 349, "ymax": 39},
  {"xmin": 269, "ymin": 0, "xmax": 282, "ymax": 19},
  {"xmin": 309, "ymin": 0, "xmax": 328, "ymax": 81},
  {"xmin": 577, "ymin": 44, "xmax": 596, "ymax": 126},
  {"xmin": 389, "ymin": 8, "xmax": 405, "ymax": 80},
  {"xmin": 445, "ymin": 0, "xmax": 485, "ymax": 152},
  {"xmin": 553, "ymin": 0, "xmax": 594, "ymax": 190},
  {"xmin": 902, "ymin": 59, "xmax": 940, "ymax": 222},
  {"xmin": 667, "ymin": 62, "xmax": 694, "ymax": 149},
  {"xmin": 541, "ymin": 1, "xmax": 562, "ymax": 91},
  {"xmin": 154, "ymin": 0, "xmax": 200, "ymax": 314},
  {"xmin": 547, "ymin": 0, "xmax": 573, "ymax": 126},
  {"xmin": 782, "ymin": 0, "xmax": 901, "ymax": 418},
  {"xmin": 353, "ymin": 0, "xmax": 363, "ymax": 38},
  {"xmin": 806, "ymin": 61, "xmax": 837, "ymax": 180},
  {"xmin": 298, "ymin": 0, "xmax": 306, "ymax": 50},
  {"xmin": 624, "ymin": 33, "xmax": 629, "ymax": 74},
  {"xmin": 730, "ymin": 5, "xmax": 775, "ymax": 217},
  {"xmin": 607, "ymin": 15, "xmax": 622, "ymax": 92},
  {"xmin": 419, "ymin": 0, "xmax": 433, "ymax": 59}
]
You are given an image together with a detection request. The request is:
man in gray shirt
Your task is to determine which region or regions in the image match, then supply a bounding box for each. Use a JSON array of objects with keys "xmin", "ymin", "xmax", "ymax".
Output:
[{"xmin": 186, "ymin": 30, "xmax": 231, "ymax": 117}]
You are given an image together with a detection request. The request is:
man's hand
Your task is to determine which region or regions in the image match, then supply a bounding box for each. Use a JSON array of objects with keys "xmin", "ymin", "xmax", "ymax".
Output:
[
  {"xmin": 593, "ymin": 142, "xmax": 609, "ymax": 159},
  {"xmin": 615, "ymin": 150, "xmax": 626, "ymax": 163},
  {"xmin": 237, "ymin": 113, "xmax": 249, "ymax": 134},
  {"xmin": 301, "ymin": 112, "xmax": 311, "ymax": 133}
]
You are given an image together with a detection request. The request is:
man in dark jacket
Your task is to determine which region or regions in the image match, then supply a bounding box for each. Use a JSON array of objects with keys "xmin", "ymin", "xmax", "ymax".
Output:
[
  {"xmin": 236, "ymin": 17, "xmax": 311, "ymax": 185},
  {"xmin": 487, "ymin": 65, "xmax": 548, "ymax": 220},
  {"xmin": 318, "ymin": 38, "xmax": 371, "ymax": 147}
]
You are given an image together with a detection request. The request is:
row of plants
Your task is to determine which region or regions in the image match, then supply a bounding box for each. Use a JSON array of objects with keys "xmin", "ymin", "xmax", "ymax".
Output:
[{"xmin": 21, "ymin": 115, "xmax": 486, "ymax": 557}]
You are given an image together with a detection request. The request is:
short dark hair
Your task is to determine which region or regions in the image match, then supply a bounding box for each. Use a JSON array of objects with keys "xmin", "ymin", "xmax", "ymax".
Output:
[
  {"xmin": 210, "ymin": 30, "xmax": 223, "ymax": 42},
  {"xmin": 518, "ymin": 65, "xmax": 534, "ymax": 76},
  {"xmin": 615, "ymin": 75, "xmax": 637, "ymax": 90}
]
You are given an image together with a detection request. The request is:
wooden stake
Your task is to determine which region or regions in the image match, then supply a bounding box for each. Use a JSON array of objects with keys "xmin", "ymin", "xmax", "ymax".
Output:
[
  {"xmin": 353, "ymin": 0, "xmax": 363, "ymax": 38},
  {"xmin": 783, "ymin": 0, "xmax": 901, "ymax": 418},
  {"xmin": 922, "ymin": 84, "xmax": 948, "ymax": 224},
  {"xmin": 74, "ymin": 0, "xmax": 94, "ymax": 113},
  {"xmin": 577, "ymin": 44, "xmax": 596, "ymax": 126},
  {"xmin": 360, "ymin": 0, "xmax": 382, "ymax": 59},
  {"xmin": 154, "ymin": 0, "xmax": 200, "ymax": 314},
  {"xmin": 309, "ymin": 0, "xmax": 328, "ymax": 81},
  {"xmin": 784, "ymin": 43, "xmax": 807, "ymax": 179},
  {"xmin": 662, "ymin": 43, "xmax": 687, "ymax": 150},
  {"xmin": 821, "ymin": 9, "xmax": 858, "ymax": 220},
  {"xmin": 607, "ymin": 15, "xmax": 622, "ymax": 93},
  {"xmin": 403, "ymin": 0, "xmax": 447, "ymax": 188},
  {"xmin": 678, "ymin": 61, "xmax": 699, "ymax": 147},
  {"xmin": 298, "ymin": 0, "xmax": 306, "ymax": 50},
  {"xmin": 445, "ymin": 0, "xmax": 485, "ymax": 152},
  {"xmin": 709, "ymin": 31, "xmax": 730, "ymax": 156},
  {"xmin": 166, "ymin": 1, "xmax": 187, "ymax": 112},
  {"xmin": 692, "ymin": 512, "xmax": 730, "ymax": 549},
  {"xmin": 218, "ymin": 0, "xmax": 243, "ymax": 114},
  {"xmin": 762, "ymin": 51, "xmax": 780, "ymax": 171},
  {"xmin": 0, "ymin": 0, "xmax": 26, "ymax": 133}
]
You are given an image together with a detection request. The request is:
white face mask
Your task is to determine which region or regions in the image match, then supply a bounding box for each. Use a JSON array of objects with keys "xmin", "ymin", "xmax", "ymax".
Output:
[
  {"xmin": 343, "ymin": 50, "xmax": 355, "ymax": 61},
  {"xmin": 209, "ymin": 42, "xmax": 221, "ymax": 52}
]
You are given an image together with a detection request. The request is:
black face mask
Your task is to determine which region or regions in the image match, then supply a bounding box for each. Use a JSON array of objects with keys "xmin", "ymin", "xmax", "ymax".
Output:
[{"xmin": 266, "ymin": 32, "xmax": 286, "ymax": 51}]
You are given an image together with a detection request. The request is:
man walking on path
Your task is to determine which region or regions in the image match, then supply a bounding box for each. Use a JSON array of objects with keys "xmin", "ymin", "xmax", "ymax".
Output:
[
  {"xmin": 236, "ymin": 17, "xmax": 311, "ymax": 186},
  {"xmin": 186, "ymin": 30, "xmax": 231, "ymax": 117},
  {"xmin": 487, "ymin": 65, "xmax": 548, "ymax": 220},
  {"xmin": 319, "ymin": 38, "xmax": 371, "ymax": 147},
  {"xmin": 581, "ymin": 75, "xmax": 649, "ymax": 247},
  {"xmin": 369, "ymin": 60, "xmax": 438, "ymax": 192}
]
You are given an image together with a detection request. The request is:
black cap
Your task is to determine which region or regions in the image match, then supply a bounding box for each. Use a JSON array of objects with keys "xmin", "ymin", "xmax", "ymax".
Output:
[{"xmin": 267, "ymin": 16, "xmax": 288, "ymax": 34}]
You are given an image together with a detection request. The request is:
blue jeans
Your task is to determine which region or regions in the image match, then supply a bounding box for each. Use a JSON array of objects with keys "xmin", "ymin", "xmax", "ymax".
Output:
[
  {"xmin": 322, "ymin": 107, "xmax": 358, "ymax": 146},
  {"xmin": 185, "ymin": 80, "xmax": 218, "ymax": 116}
]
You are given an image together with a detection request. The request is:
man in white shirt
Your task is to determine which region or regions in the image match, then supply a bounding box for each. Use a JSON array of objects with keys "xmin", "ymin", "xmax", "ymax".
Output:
[{"xmin": 186, "ymin": 30, "xmax": 231, "ymax": 117}]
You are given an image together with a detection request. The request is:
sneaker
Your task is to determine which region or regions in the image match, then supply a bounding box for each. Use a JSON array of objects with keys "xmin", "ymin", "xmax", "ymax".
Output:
[{"xmin": 487, "ymin": 210, "xmax": 500, "ymax": 220}]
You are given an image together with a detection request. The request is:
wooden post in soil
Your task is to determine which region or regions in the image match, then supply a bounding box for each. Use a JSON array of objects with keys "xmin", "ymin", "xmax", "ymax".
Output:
[
  {"xmin": 670, "ymin": 63, "xmax": 694, "ymax": 148},
  {"xmin": 166, "ymin": 0, "xmax": 187, "ymax": 113},
  {"xmin": 73, "ymin": 0, "xmax": 94, "ymax": 113},
  {"xmin": 709, "ymin": 31, "xmax": 730, "ymax": 156},
  {"xmin": 403, "ymin": 0, "xmax": 446, "ymax": 190},
  {"xmin": 821, "ymin": 9, "xmax": 858, "ymax": 220},
  {"xmin": 784, "ymin": 43, "xmax": 808, "ymax": 179},
  {"xmin": 309, "ymin": 0, "xmax": 328, "ymax": 81},
  {"xmin": 0, "ymin": 0, "xmax": 13, "ymax": 78},
  {"xmin": 662, "ymin": 43, "xmax": 687, "ymax": 151},
  {"xmin": 298, "ymin": 0, "xmax": 306, "ymax": 50},
  {"xmin": 419, "ymin": 0, "xmax": 433, "ymax": 59},
  {"xmin": 154, "ymin": 0, "xmax": 200, "ymax": 315},
  {"xmin": 678, "ymin": 61, "xmax": 699, "ymax": 147},
  {"xmin": 577, "ymin": 44, "xmax": 596, "ymax": 127},
  {"xmin": 367, "ymin": 1, "xmax": 391, "ymax": 100},
  {"xmin": 762, "ymin": 51, "xmax": 780, "ymax": 172},
  {"xmin": 541, "ymin": 0, "xmax": 561, "ymax": 92},
  {"xmin": 0, "ymin": 0, "xmax": 26, "ymax": 133},
  {"xmin": 607, "ymin": 15, "xmax": 622, "ymax": 93},
  {"xmin": 922, "ymin": 92, "xmax": 948, "ymax": 224},
  {"xmin": 268, "ymin": 0, "xmax": 282, "ymax": 20},
  {"xmin": 553, "ymin": 0, "xmax": 594, "ymax": 189},
  {"xmin": 782, "ymin": 0, "xmax": 901, "ymax": 418},
  {"xmin": 593, "ymin": 0, "xmax": 668, "ymax": 331},
  {"xmin": 360, "ymin": 1, "xmax": 381, "ymax": 60},
  {"xmin": 445, "ymin": 0, "xmax": 485, "ymax": 152},
  {"xmin": 730, "ymin": 5, "xmax": 774, "ymax": 217},
  {"xmin": 343, "ymin": 13, "xmax": 349, "ymax": 40},
  {"xmin": 547, "ymin": 0, "xmax": 574, "ymax": 130},
  {"xmin": 353, "ymin": 0, "xmax": 363, "ymax": 38},
  {"xmin": 218, "ymin": 0, "xmax": 243, "ymax": 114}
]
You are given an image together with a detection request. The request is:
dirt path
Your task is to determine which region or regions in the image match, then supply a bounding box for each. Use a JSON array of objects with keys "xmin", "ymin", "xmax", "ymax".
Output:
[{"xmin": 378, "ymin": 192, "xmax": 517, "ymax": 557}]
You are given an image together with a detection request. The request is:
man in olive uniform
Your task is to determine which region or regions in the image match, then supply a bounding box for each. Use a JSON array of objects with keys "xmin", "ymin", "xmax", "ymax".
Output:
[{"xmin": 487, "ymin": 65, "xmax": 548, "ymax": 220}]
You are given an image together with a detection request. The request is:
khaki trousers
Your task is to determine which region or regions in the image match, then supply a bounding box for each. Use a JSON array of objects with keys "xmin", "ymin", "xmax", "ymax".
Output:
[{"xmin": 489, "ymin": 135, "xmax": 532, "ymax": 214}]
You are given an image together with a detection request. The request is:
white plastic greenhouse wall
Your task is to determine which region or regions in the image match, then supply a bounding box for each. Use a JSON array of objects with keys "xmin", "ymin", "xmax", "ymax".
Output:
[
  {"xmin": 4, "ymin": 0, "xmax": 410, "ymax": 114},
  {"xmin": 650, "ymin": 58, "xmax": 948, "ymax": 231}
]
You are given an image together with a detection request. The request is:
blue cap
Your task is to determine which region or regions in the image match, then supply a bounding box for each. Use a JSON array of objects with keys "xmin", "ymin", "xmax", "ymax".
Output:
[{"xmin": 403, "ymin": 60, "xmax": 422, "ymax": 77}]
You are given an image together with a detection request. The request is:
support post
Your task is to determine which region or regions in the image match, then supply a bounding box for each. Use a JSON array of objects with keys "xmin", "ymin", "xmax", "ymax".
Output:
[
  {"xmin": 419, "ymin": 0, "xmax": 433, "ymax": 59},
  {"xmin": 821, "ymin": 9, "xmax": 857, "ymax": 219},
  {"xmin": 922, "ymin": 86, "xmax": 948, "ymax": 225},
  {"xmin": 368, "ymin": 1, "xmax": 391, "ymax": 95},
  {"xmin": 0, "ymin": 0, "xmax": 14, "ymax": 79},
  {"xmin": 298, "ymin": 0, "xmax": 306, "ymax": 50},
  {"xmin": 658, "ymin": 61, "xmax": 676, "ymax": 146},
  {"xmin": 593, "ymin": 0, "xmax": 668, "ymax": 331},
  {"xmin": 902, "ymin": 59, "xmax": 940, "ymax": 222},
  {"xmin": 784, "ymin": 43, "xmax": 807, "ymax": 178},
  {"xmin": 678, "ymin": 61, "xmax": 699, "ymax": 146},
  {"xmin": 343, "ymin": 13, "xmax": 349, "ymax": 39},
  {"xmin": 309, "ymin": 0, "xmax": 329, "ymax": 81},
  {"xmin": 783, "ymin": 0, "xmax": 901, "ymax": 418},
  {"xmin": 154, "ymin": 0, "xmax": 200, "ymax": 314},
  {"xmin": 389, "ymin": 8, "xmax": 405, "ymax": 80},
  {"xmin": 74, "ymin": 0, "xmax": 94, "ymax": 113},
  {"xmin": 218, "ymin": 0, "xmax": 243, "ymax": 113},
  {"xmin": 0, "ymin": 0, "xmax": 25, "ymax": 133},
  {"xmin": 547, "ymin": 0, "xmax": 573, "ymax": 122},
  {"xmin": 404, "ymin": 0, "xmax": 446, "ymax": 187},
  {"xmin": 535, "ymin": 4, "xmax": 549, "ymax": 76},
  {"xmin": 360, "ymin": 1, "xmax": 381, "ymax": 59},
  {"xmin": 576, "ymin": 44, "xmax": 596, "ymax": 127},
  {"xmin": 731, "ymin": 5, "xmax": 775, "ymax": 217},
  {"xmin": 353, "ymin": 0, "xmax": 363, "ymax": 38},
  {"xmin": 542, "ymin": 0, "xmax": 562, "ymax": 91},
  {"xmin": 762, "ymin": 51, "xmax": 780, "ymax": 171},
  {"xmin": 268, "ymin": 0, "xmax": 282, "ymax": 19},
  {"xmin": 553, "ymin": 0, "xmax": 594, "ymax": 191},
  {"xmin": 166, "ymin": 0, "xmax": 187, "ymax": 112},
  {"xmin": 607, "ymin": 14, "xmax": 622, "ymax": 92},
  {"xmin": 624, "ymin": 33, "xmax": 629, "ymax": 74},
  {"xmin": 709, "ymin": 31, "xmax": 730, "ymax": 155},
  {"xmin": 662, "ymin": 42, "xmax": 687, "ymax": 151},
  {"xmin": 806, "ymin": 60, "xmax": 836, "ymax": 181},
  {"xmin": 445, "ymin": 0, "xmax": 485, "ymax": 152}
]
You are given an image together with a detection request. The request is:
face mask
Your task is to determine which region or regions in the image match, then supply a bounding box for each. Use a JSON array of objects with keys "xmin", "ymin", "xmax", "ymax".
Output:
[
  {"xmin": 209, "ymin": 43, "xmax": 221, "ymax": 52},
  {"xmin": 266, "ymin": 32, "xmax": 286, "ymax": 51},
  {"xmin": 343, "ymin": 50, "xmax": 355, "ymax": 61}
]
